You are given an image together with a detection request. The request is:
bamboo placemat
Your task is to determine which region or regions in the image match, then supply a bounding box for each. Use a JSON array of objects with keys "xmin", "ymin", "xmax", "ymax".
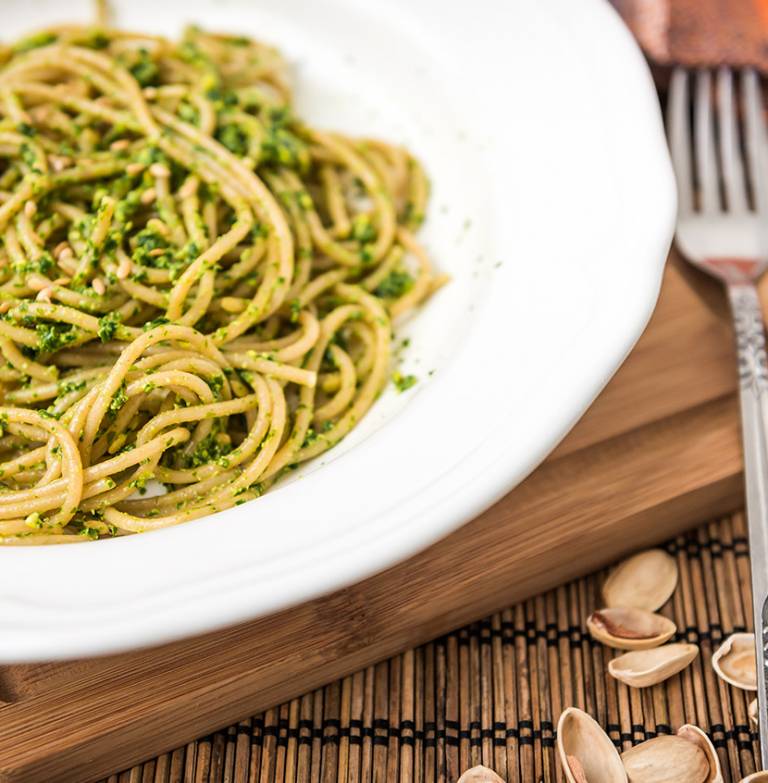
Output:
[{"xmin": 98, "ymin": 512, "xmax": 761, "ymax": 783}]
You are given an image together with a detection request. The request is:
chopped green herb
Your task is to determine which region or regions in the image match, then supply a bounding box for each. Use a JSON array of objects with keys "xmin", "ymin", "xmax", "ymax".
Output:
[
  {"xmin": 37, "ymin": 322, "xmax": 76, "ymax": 353},
  {"xmin": 81, "ymin": 30, "xmax": 111, "ymax": 49},
  {"xmin": 13, "ymin": 251, "xmax": 54, "ymax": 277},
  {"xmin": 128, "ymin": 48, "xmax": 160, "ymax": 87},
  {"xmin": 58, "ymin": 379, "xmax": 87, "ymax": 395},
  {"xmin": 24, "ymin": 511, "xmax": 43, "ymax": 529},
  {"xmin": 185, "ymin": 433, "xmax": 232, "ymax": 468},
  {"xmin": 208, "ymin": 374, "xmax": 224, "ymax": 397},
  {"xmin": 97, "ymin": 312, "xmax": 122, "ymax": 342},
  {"xmin": 260, "ymin": 122, "xmax": 309, "ymax": 171},
  {"xmin": 375, "ymin": 270, "xmax": 414, "ymax": 299},
  {"xmin": 351, "ymin": 214, "xmax": 377, "ymax": 244},
  {"xmin": 109, "ymin": 381, "xmax": 128, "ymax": 414},
  {"xmin": 143, "ymin": 317, "xmax": 170, "ymax": 331},
  {"xmin": 216, "ymin": 123, "xmax": 249, "ymax": 157},
  {"xmin": 392, "ymin": 372, "xmax": 417, "ymax": 393},
  {"xmin": 14, "ymin": 31, "xmax": 57, "ymax": 53}
]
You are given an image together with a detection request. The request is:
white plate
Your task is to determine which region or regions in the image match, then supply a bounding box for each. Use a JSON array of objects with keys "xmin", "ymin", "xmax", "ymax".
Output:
[{"xmin": 0, "ymin": 0, "xmax": 675, "ymax": 662}]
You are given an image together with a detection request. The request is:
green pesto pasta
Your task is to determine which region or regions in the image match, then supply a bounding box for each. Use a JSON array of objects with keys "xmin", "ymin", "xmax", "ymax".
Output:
[{"xmin": 0, "ymin": 18, "xmax": 440, "ymax": 544}]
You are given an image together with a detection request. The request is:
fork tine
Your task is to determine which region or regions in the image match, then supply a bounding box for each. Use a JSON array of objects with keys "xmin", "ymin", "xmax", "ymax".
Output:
[
  {"xmin": 694, "ymin": 70, "xmax": 720, "ymax": 213},
  {"xmin": 717, "ymin": 67, "xmax": 748, "ymax": 213},
  {"xmin": 742, "ymin": 69, "xmax": 768, "ymax": 215},
  {"xmin": 667, "ymin": 68, "xmax": 694, "ymax": 216}
]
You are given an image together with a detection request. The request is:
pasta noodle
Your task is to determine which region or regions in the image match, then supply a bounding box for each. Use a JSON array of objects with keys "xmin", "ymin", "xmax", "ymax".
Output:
[{"xmin": 0, "ymin": 12, "xmax": 439, "ymax": 545}]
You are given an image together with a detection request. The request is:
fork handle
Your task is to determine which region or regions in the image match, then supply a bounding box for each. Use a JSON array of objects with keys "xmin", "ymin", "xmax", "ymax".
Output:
[{"xmin": 728, "ymin": 282, "xmax": 768, "ymax": 767}]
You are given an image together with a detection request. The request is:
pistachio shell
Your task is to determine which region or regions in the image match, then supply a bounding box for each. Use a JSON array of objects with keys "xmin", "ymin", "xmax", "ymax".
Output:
[
  {"xmin": 621, "ymin": 735, "xmax": 709, "ymax": 783},
  {"xmin": 587, "ymin": 607, "xmax": 676, "ymax": 650},
  {"xmin": 739, "ymin": 774, "xmax": 768, "ymax": 782},
  {"xmin": 456, "ymin": 766, "xmax": 505, "ymax": 783},
  {"xmin": 618, "ymin": 726, "xmax": 722, "ymax": 782},
  {"xmin": 712, "ymin": 633, "xmax": 757, "ymax": 691},
  {"xmin": 750, "ymin": 698, "xmax": 758, "ymax": 727},
  {"xmin": 556, "ymin": 707, "xmax": 627, "ymax": 783},
  {"xmin": 566, "ymin": 756, "xmax": 588, "ymax": 783},
  {"xmin": 677, "ymin": 725, "xmax": 723, "ymax": 783},
  {"xmin": 603, "ymin": 549, "xmax": 678, "ymax": 611},
  {"xmin": 608, "ymin": 643, "xmax": 699, "ymax": 688}
]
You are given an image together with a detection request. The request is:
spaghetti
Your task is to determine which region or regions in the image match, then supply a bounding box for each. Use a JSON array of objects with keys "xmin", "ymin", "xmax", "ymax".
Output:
[{"xmin": 0, "ymin": 19, "xmax": 438, "ymax": 544}]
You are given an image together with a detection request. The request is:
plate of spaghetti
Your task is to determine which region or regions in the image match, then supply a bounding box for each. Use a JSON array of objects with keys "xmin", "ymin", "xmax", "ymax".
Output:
[{"xmin": 0, "ymin": 0, "xmax": 674, "ymax": 660}]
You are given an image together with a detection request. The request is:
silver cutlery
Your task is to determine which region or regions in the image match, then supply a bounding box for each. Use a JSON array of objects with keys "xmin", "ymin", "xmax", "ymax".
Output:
[{"xmin": 668, "ymin": 66, "xmax": 768, "ymax": 767}]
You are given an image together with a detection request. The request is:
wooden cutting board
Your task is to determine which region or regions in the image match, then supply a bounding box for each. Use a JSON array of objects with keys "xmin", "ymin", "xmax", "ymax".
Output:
[{"xmin": 0, "ymin": 252, "xmax": 756, "ymax": 783}]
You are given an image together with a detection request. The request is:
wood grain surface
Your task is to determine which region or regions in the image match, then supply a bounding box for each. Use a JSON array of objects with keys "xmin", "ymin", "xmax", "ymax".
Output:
[{"xmin": 0, "ymin": 254, "xmax": 755, "ymax": 783}]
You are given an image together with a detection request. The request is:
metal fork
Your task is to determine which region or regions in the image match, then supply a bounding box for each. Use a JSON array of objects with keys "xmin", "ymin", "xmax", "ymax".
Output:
[{"xmin": 668, "ymin": 66, "xmax": 768, "ymax": 766}]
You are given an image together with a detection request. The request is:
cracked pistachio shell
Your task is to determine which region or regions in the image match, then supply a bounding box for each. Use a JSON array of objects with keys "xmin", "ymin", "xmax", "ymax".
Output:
[
  {"xmin": 456, "ymin": 767, "xmax": 505, "ymax": 783},
  {"xmin": 620, "ymin": 733, "xmax": 711, "ymax": 783},
  {"xmin": 587, "ymin": 607, "xmax": 676, "ymax": 651},
  {"xmin": 608, "ymin": 643, "xmax": 699, "ymax": 688},
  {"xmin": 556, "ymin": 707, "xmax": 627, "ymax": 783},
  {"xmin": 712, "ymin": 633, "xmax": 757, "ymax": 691},
  {"xmin": 676, "ymin": 725, "xmax": 723, "ymax": 783},
  {"xmin": 602, "ymin": 549, "xmax": 678, "ymax": 612}
]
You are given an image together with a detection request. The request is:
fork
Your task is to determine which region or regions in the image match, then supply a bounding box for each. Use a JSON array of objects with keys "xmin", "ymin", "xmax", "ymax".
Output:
[{"xmin": 668, "ymin": 66, "xmax": 768, "ymax": 766}]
